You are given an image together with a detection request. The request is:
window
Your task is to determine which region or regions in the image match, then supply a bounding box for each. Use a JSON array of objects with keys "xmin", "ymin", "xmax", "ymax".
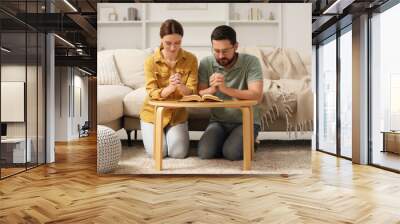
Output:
[
  {"xmin": 0, "ymin": 1, "xmax": 47, "ymax": 179},
  {"xmin": 371, "ymin": 3, "xmax": 400, "ymax": 171},
  {"xmin": 390, "ymin": 74, "xmax": 400, "ymax": 130},
  {"xmin": 340, "ymin": 28, "xmax": 352, "ymax": 158},
  {"xmin": 317, "ymin": 36, "xmax": 337, "ymax": 154}
]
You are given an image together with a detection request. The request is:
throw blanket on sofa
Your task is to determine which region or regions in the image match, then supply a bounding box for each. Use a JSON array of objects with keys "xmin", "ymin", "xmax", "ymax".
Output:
[
  {"xmin": 260, "ymin": 78, "xmax": 313, "ymax": 134},
  {"xmin": 240, "ymin": 47, "xmax": 313, "ymax": 134}
]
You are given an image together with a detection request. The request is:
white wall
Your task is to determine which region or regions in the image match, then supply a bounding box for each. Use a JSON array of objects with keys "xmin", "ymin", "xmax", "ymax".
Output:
[
  {"xmin": 1, "ymin": 66, "xmax": 26, "ymax": 141},
  {"xmin": 72, "ymin": 74, "xmax": 89, "ymax": 138},
  {"xmin": 1, "ymin": 82, "xmax": 25, "ymax": 123},
  {"xmin": 55, "ymin": 67, "xmax": 69, "ymax": 141},
  {"xmin": 1, "ymin": 65, "xmax": 35, "ymax": 138},
  {"xmin": 1, "ymin": 67, "xmax": 26, "ymax": 137},
  {"xmin": 55, "ymin": 67, "xmax": 89, "ymax": 141},
  {"xmin": 77, "ymin": 75, "xmax": 89, "ymax": 125},
  {"xmin": 1, "ymin": 63, "xmax": 46, "ymax": 163},
  {"xmin": 282, "ymin": 4, "xmax": 312, "ymax": 57}
]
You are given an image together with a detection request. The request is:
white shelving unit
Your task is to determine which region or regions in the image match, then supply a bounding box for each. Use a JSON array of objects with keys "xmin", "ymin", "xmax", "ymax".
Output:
[
  {"xmin": 98, "ymin": 3, "xmax": 283, "ymax": 51},
  {"xmin": 229, "ymin": 20, "xmax": 279, "ymax": 24},
  {"xmin": 145, "ymin": 20, "xmax": 226, "ymax": 24},
  {"xmin": 97, "ymin": 21, "xmax": 143, "ymax": 25}
]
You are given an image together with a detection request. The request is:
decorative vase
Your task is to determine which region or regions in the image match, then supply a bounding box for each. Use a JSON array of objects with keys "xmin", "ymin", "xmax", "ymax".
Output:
[
  {"xmin": 108, "ymin": 8, "xmax": 118, "ymax": 21},
  {"xmin": 128, "ymin": 7, "xmax": 138, "ymax": 21},
  {"xmin": 269, "ymin": 12, "xmax": 275, "ymax": 20}
]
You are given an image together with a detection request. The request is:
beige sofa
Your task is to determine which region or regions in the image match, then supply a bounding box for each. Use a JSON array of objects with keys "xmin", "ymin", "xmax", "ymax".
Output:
[{"xmin": 97, "ymin": 47, "xmax": 313, "ymax": 143}]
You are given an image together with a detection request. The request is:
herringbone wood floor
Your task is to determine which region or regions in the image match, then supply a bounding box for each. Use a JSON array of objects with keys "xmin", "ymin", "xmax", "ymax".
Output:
[{"xmin": 0, "ymin": 135, "xmax": 399, "ymax": 224}]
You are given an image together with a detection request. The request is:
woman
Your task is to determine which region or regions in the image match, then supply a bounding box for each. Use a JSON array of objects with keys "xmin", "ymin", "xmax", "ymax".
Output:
[{"xmin": 139, "ymin": 19, "xmax": 198, "ymax": 158}]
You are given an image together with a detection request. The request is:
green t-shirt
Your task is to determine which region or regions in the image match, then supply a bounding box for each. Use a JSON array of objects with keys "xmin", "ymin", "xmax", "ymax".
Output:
[{"xmin": 198, "ymin": 53, "xmax": 263, "ymax": 126}]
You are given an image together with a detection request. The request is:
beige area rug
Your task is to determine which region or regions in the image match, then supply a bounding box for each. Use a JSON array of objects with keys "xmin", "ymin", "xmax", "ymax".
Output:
[{"xmin": 112, "ymin": 141, "xmax": 311, "ymax": 175}]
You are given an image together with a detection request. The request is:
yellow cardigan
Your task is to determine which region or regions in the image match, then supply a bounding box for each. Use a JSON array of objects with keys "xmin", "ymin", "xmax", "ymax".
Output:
[{"xmin": 139, "ymin": 48, "xmax": 198, "ymax": 128}]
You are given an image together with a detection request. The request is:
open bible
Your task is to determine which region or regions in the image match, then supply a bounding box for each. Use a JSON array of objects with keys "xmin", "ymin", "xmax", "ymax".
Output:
[{"xmin": 179, "ymin": 94, "xmax": 223, "ymax": 102}]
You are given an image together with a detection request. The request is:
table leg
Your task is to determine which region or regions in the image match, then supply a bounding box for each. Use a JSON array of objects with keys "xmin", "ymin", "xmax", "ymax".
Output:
[
  {"xmin": 153, "ymin": 107, "xmax": 157, "ymax": 161},
  {"xmin": 249, "ymin": 106, "xmax": 254, "ymax": 160},
  {"xmin": 241, "ymin": 107, "xmax": 251, "ymax": 170},
  {"xmin": 154, "ymin": 106, "xmax": 164, "ymax": 171}
]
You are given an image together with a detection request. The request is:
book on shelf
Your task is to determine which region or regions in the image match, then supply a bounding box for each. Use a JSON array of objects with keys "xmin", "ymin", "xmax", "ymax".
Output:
[
  {"xmin": 248, "ymin": 8, "xmax": 262, "ymax": 20},
  {"xmin": 179, "ymin": 94, "xmax": 223, "ymax": 102}
]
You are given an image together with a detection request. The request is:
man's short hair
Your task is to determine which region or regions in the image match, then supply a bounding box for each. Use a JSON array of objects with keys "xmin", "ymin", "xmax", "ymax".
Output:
[{"xmin": 211, "ymin": 25, "xmax": 237, "ymax": 45}]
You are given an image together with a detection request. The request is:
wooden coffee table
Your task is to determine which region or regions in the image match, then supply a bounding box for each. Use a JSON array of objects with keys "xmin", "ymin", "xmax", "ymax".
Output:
[{"xmin": 149, "ymin": 100, "xmax": 258, "ymax": 171}]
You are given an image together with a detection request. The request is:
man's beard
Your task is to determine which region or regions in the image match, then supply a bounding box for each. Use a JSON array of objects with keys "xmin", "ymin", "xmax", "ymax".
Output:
[{"xmin": 216, "ymin": 53, "xmax": 237, "ymax": 66}]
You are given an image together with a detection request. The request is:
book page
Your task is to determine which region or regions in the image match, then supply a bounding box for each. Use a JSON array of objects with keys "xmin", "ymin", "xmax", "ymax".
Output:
[
  {"xmin": 202, "ymin": 94, "xmax": 223, "ymax": 102},
  {"xmin": 179, "ymin": 94, "xmax": 202, "ymax": 102}
]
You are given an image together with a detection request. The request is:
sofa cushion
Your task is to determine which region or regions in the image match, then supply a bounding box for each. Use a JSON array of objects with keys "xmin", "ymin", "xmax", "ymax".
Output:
[
  {"xmin": 123, "ymin": 87, "xmax": 147, "ymax": 117},
  {"xmin": 97, "ymin": 85, "xmax": 133, "ymax": 124},
  {"xmin": 97, "ymin": 50, "xmax": 123, "ymax": 85},
  {"xmin": 113, "ymin": 49, "xmax": 152, "ymax": 89}
]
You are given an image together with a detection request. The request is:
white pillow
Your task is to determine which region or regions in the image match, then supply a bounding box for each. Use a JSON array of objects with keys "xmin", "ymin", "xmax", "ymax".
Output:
[
  {"xmin": 97, "ymin": 51, "xmax": 123, "ymax": 85},
  {"xmin": 113, "ymin": 49, "xmax": 152, "ymax": 89}
]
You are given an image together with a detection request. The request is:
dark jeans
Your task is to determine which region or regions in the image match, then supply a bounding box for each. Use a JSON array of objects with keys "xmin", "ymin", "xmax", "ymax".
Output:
[{"xmin": 198, "ymin": 122, "xmax": 261, "ymax": 161}]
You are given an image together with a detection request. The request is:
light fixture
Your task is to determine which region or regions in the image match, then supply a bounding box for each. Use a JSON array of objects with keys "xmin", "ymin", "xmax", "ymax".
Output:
[
  {"xmin": 323, "ymin": 0, "xmax": 341, "ymax": 14},
  {"xmin": 1, "ymin": 47, "xmax": 11, "ymax": 53},
  {"xmin": 63, "ymin": 0, "xmax": 78, "ymax": 12},
  {"xmin": 322, "ymin": 0, "xmax": 354, "ymax": 15},
  {"xmin": 54, "ymin": 34, "xmax": 75, "ymax": 48},
  {"xmin": 78, "ymin": 67, "xmax": 93, "ymax": 76},
  {"xmin": 76, "ymin": 48, "xmax": 88, "ymax": 56}
]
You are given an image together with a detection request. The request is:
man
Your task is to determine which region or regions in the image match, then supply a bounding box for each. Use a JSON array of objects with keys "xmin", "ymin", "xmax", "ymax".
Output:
[{"xmin": 198, "ymin": 25, "xmax": 264, "ymax": 161}]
